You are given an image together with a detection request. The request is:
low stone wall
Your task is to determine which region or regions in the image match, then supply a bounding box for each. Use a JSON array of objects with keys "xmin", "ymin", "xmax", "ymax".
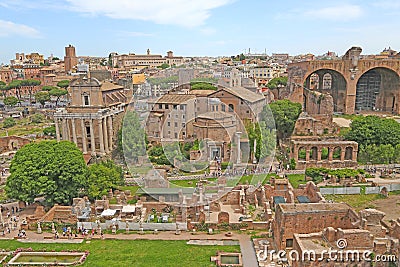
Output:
[
  {"xmin": 319, "ymin": 187, "xmax": 361, "ymax": 195},
  {"xmin": 365, "ymin": 184, "xmax": 400, "ymax": 194},
  {"xmin": 77, "ymin": 221, "xmax": 187, "ymax": 231}
]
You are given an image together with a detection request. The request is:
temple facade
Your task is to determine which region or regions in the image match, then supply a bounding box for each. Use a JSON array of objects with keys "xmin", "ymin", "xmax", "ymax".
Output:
[{"xmin": 54, "ymin": 77, "xmax": 128, "ymax": 156}]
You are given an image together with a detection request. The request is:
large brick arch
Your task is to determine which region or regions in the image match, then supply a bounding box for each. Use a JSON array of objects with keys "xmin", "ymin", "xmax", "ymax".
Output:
[
  {"xmin": 287, "ymin": 47, "xmax": 400, "ymax": 114},
  {"xmin": 355, "ymin": 67, "xmax": 400, "ymax": 112},
  {"xmin": 302, "ymin": 68, "xmax": 349, "ymax": 113}
]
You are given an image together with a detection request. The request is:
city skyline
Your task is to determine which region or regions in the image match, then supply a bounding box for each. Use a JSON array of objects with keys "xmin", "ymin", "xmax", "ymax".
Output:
[{"xmin": 0, "ymin": 0, "xmax": 399, "ymax": 63}]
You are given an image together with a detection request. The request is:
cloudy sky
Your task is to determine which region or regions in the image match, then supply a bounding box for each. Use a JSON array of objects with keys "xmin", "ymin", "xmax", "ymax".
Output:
[{"xmin": 0, "ymin": 0, "xmax": 399, "ymax": 63}]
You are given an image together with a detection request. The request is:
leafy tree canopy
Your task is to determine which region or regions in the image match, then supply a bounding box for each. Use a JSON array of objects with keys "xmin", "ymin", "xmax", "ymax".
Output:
[
  {"xmin": 4, "ymin": 96, "xmax": 18, "ymax": 107},
  {"xmin": 87, "ymin": 160, "xmax": 124, "ymax": 200},
  {"xmin": 6, "ymin": 141, "xmax": 89, "ymax": 206},
  {"xmin": 345, "ymin": 115, "xmax": 400, "ymax": 147},
  {"xmin": 57, "ymin": 80, "xmax": 70, "ymax": 89},
  {"xmin": 190, "ymin": 82, "xmax": 217, "ymax": 91},
  {"xmin": 42, "ymin": 86, "xmax": 58, "ymax": 91},
  {"xmin": 35, "ymin": 91, "xmax": 50, "ymax": 106},
  {"xmin": 3, "ymin": 117, "xmax": 16, "ymax": 128},
  {"xmin": 267, "ymin": 77, "xmax": 288, "ymax": 89},
  {"xmin": 267, "ymin": 100, "xmax": 302, "ymax": 140},
  {"xmin": 31, "ymin": 113, "xmax": 44, "ymax": 124}
]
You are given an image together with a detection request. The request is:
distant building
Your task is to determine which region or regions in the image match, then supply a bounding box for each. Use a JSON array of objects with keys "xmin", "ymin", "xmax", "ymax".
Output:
[
  {"xmin": 11, "ymin": 52, "xmax": 44, "ymax": 66},
  {"xmin": 111, "ymin": 50, "xmax": 184, "ymax": 69},
  {"xmin": 64, "ymin": 45, "xmax": 78, "ymax": 73}
]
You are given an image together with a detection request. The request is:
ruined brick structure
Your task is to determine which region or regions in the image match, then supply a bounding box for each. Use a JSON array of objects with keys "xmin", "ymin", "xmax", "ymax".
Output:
[
  {"xmin": 0, "ymin": 136, "xmax": 30, "ymax": 154},
  {"xmin": 287, "ymin": 47, "xmax": 400, "ymax": 114},
  {"xmin": 273, "ymin": 203, "xmax": 359, "ymax": 250},
  {"xmin": 290, "ymin": 138, "xmax": 358, "ymax": 169}
]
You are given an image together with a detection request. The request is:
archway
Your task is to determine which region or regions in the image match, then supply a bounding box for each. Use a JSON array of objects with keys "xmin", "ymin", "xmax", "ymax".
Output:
[
  {"xmin": 333, "ymin": 147, "xmax": 341, "ymax": 160},
  {"xmin": 321, "ymin": 147, "xmax": 329, "ymax": 160},
  {"xmin": 345, "ymin": 147, "xmax": 353, "ymax": 160},
  {"xmin": 298, "ymin": 147, "xmax": 306, "ymax": 161},
  {"xmin": 310, "ymin": 147, "xmax": 318, "ymax": 161},
  {"xmin": 305, "ymin": 69, "xmax": 347, "ymax": 113},
  {"xmin": 355, "ymin": 67, "xmax": 400, "ymax": 112}
]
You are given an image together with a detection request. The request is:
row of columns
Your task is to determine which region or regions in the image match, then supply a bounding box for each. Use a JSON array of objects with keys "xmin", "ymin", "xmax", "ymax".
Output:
[
  {"xmin": 55, "ymin": 116, "xmax": 114, "ymax": 155},
  {"xmin": 295, "ymin": 146, "xmax": 358, "ymax": 162}
]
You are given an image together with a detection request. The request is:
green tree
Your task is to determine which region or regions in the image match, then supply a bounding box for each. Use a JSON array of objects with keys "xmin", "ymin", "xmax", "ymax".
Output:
[
  {"xmin": 0, "ymin": 81, "xmax": 7, "ymax": 97},
  {"xmin": 6, "ymin": 141, "xmax": 89, "ymax": 205},
  {"xmin": 267, "ymin": 77, "xmax": 288, "ymax": 89},
  {"xmin": 87, "ymin": 160, "xmax": 124, "ymax": 199},
  {"xmin": 121, "ymin": 110, "xmax": 146, "ymax": 164},
  {"xmin": 267, "ymin": 100, "xmax": 302, "ymax": 141},
  {"xmin": 3, "ymin": 117, "xmax": 16, "ymax": 128},
  {"xmin": 3, "ymin": 96, "xmax": 18, "ymax": 107},
  {"xmin": 43, "ymin": 126, "xmax": 56, "ymax": 136},
  {"xmin": 159, "ymin": 63, "xmax": 170, "ymax": 69},
  {"xmin": 57, "ymin": 80, "xmax": 70, "ymax": 89},
  {"xmin": 345, "ymin": 115, "xmax": 400, "ymax": 147},
  {"xmin": 21, "ymin": 79, "xmax": 41, "ymax": 103},
  {"xmin": 190, "ymin": 82, "xmax": 217, "ymax": 90},
  {"xmin": 7, "ymin": 80, "xmax": 22, "ymax": 99},
  {"xmin": 31, "ymin": 113, "xmax": 44, "ymax": 124},
  {"xmin": 35, "ymin": 91, "xmax": 50, "ymax": 107},
  {"xmin": 42, "ymin": 85, "xmax": 58, "ymax": 91},
  {"xmin": 49, "ymin": 88, "xmax": 68, "ymax": 107}
]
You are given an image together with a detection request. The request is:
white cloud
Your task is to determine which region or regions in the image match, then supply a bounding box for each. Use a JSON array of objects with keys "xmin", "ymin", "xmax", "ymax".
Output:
[
  {"xmin": 0, "ymin": 20, "xmax": 41, "ymax": 38},
  {"xmin": 304, "ymin": 4, "xmax": 363, "ymax": 21},
  {"xmin": 65, "ymin": 0, "xmax": 233, "ymax": 27}
]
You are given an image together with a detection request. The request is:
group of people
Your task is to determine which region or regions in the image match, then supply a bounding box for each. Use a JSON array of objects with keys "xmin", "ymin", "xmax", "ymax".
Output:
[{"xmin": 17, "ymin": 229, "xmax": 26, "ymax": 238}]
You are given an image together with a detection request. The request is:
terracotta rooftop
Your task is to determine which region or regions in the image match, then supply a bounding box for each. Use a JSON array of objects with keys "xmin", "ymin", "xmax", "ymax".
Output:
[
  {"xmin": 157, "ymin": 94, "xmax": 196, "ymax": 104},
  {"xmin": 215, "ymin": 87, "xmax": 265, "ymax": 103},
  {"xmin": 101, "ymin": 81, "xmax": 124, "ymax": 91},
  {"xmin": 188, "ymin": 89, "xmax": 215, "ymax": 96}
]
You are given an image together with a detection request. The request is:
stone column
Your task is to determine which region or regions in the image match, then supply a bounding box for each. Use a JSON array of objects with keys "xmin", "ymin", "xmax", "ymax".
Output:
[
  {"xmin": 293, "ymin": 145, "xmax": 299, "ymax": 162},
  {"xmin": 98, "ymin": 118, "xmax": 105, "ymax": 154},
  {"xmin": 108, "ymin": 116, "xmax": 113, "ymax": 151},
  {"xmin": 66, "ymin": 119, "xmax": 71, "ymax": 142},
  {"xmin": 317, "ymin": 149, "xmax": 322, "ymax": 161},
  {"xmin": 55, "ymin": 119, "xmax": 60, "ymax": 142},
  {"xmin": 103, "ymin": 118, "xmax": 109, "ymax": 153},
  {"xmin": 236, "ymin": 132, "xmax": 241, "ymax": 164},
  {"xmin": 81, "ymin": 119, "xmax": 87, "ymax": 154},
  {"xmin": 340, "ymin": 147, "xmax": 346, "ymax": 161},
  {"xmin": 62, "ymin": 119, "xmax": 68, "ymax": 141},
  {"xmin": 89, "ymin": 119, "xmax": 96, "ymax": 155},
  {"xmin": 352, "ymin": 147, "xmax": 358, "ymax": 161},
  {"xmin": 328, "ymin": 147, "xmax": 334, "ymax": 161},
  {"xmin": 71, "ymin": 118, "xmax": 78, "ymax": 146},
  {"xmin": 305, "ymin": 148, "xmax": 310, "ymax": 161}
]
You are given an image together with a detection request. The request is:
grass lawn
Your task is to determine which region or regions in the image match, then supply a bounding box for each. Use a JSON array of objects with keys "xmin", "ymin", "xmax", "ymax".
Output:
[
  {"xmin": 237, "ymin": 174, "xmax": 274, "ymax": 185},
  {"xmin": 287, "ymin": 174, "xmax": 307, "ymax": 189},
  {"xmin": 118, "ymin": 185, "xmax": 139, "ymax": 195},
  {"xmin": 0, "ymin": 239, "xmax": 240, "ymax": 267},
  {"xmin": 170, "ymin": 178, "xmax": 217, "ymax": 188},
  {"xmin": 324, "ymin": 194, "xmax": 385, "ymax": 211},
  {"xmin": 0, "ymin": 115, "xmax": 53, "ymax": 137}
]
